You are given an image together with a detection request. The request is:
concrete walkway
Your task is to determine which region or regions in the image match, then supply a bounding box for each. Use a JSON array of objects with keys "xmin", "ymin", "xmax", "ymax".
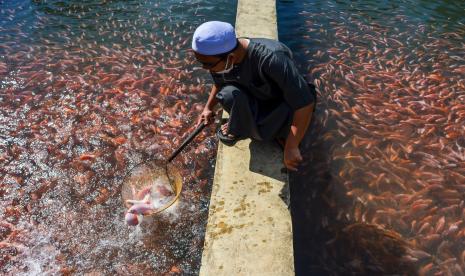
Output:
[{"xmin": 199, "ymin": 1, "xmax": 294, "ymax": 275}]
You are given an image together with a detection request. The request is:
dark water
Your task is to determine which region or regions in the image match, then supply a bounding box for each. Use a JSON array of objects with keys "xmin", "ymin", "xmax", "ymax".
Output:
[
  {"xmin": 0, "ymin": 0, "xmax": 236, "ymax": 275},
  {"xmin": 278, "ymin": 0, "xmax": 465, "ymax": 275}
]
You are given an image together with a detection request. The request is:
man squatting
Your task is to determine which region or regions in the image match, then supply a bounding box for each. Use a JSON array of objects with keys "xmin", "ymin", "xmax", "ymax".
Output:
[{"xmin": 192, "ymin": 21, "xmax": 316, "ymax": 171}]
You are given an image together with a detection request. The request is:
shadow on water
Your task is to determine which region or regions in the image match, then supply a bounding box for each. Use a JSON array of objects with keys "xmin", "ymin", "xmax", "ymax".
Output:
[
  {"xmin": 245, "ymin": 103, "xmax": 417, "ymax": 274},
  {"xmin": 288, "ymin": 118, "xmax": 418, "ymax": 275}
]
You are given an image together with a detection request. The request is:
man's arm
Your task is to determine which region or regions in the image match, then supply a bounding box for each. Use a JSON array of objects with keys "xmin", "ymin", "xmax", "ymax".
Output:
[
  {"xmin": 285, "ymin": 102, "xmax": 314, "ymax": 171},
  {"xmin": 263, "ymin": 52, "xmax": 316, "ymax": 170},
  {"xmin": 197, "ymin": 84, "xmax": 220, "ymax": 125},
  {"xmin": 205, "ymin": 84, "xmax": 220, "ymax": 110}
]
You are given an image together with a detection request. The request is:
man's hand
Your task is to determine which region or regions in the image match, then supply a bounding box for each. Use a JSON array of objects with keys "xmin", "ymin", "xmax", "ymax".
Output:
[
  {"xmin": 197, "ymin": 108, "xmax": 215, "ymax": 126},
  {"xmin": 283, "ymin": 102, "xmax": 314, "ymax": 172},
  {"xmin": 284, "ymin": 145, "xmax": 302, "ymax": 171}
]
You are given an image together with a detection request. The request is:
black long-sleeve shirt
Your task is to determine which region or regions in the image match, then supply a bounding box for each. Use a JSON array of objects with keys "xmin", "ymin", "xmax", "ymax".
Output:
[{"xmin": 210, "ymin": 38, "xmax": 314, "ymax": 111}]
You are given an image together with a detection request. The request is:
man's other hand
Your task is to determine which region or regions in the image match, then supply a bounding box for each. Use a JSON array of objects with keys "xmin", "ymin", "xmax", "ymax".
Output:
[{"xmin": 284, "ymin": 146, "xmax": 302, "ymax": 171}]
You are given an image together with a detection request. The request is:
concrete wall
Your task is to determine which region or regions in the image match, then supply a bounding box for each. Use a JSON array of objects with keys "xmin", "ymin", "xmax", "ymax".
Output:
[{"xmin": 199, "ymin": 1, "xmax": 294, "ymax": 275}]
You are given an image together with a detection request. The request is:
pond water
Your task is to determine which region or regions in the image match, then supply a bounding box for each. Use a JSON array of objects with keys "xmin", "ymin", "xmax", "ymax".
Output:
[
  {"xmin": 278, "ymin": 0, "xmax": 465, "ymax": 275},
  {"xmin": 2, "ymin": 0, "xmax": 465, "ymax": 275},
  {"xmin": 0, "ymin": 0, "xmax": 236, "ymax": 275}
]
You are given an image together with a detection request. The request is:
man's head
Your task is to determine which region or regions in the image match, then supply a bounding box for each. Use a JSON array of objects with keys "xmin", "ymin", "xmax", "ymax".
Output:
[{"xmin": 192, "ymin": 21, "xmax": 239, "ymax": 73}]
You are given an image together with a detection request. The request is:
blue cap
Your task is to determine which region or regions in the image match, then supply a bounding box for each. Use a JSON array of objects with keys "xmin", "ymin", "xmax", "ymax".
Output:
[{"xmin": 192, "ymin": 21, "xmax": 237, "ymax": 55}]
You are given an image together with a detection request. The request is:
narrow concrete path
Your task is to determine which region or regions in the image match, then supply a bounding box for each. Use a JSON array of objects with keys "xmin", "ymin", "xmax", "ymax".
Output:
[{"xmin": 199, "ymin": 1, "xmax": 294, "ymax": 275}]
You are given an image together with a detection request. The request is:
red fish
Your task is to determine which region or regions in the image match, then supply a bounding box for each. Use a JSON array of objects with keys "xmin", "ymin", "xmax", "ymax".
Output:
[
  {"xmin": 125, "ymin": 212, "xmax": 139, "ymax": 226},
  {"xmin": 128, "ymin": 203, "xmax": 153, "ymax": 216}
]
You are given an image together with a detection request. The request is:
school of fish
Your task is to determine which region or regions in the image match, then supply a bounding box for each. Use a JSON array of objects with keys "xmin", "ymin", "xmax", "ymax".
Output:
[
  {"xmin": 0, "ymin": 0, "xmax": 232, "ymax": 274},
  {"xmin": 1, "ymin": 0, "xmax": 464, "ymax": 275},
  {"xmin": 288, "ymin": 2, "xmax": 465, "ymax": 275}
]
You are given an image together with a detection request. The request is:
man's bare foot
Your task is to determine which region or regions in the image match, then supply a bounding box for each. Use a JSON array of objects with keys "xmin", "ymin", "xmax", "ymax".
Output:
[
  {"xmin": 217, "ymin": 122, "xmax": 241, "ymax": 146},
  {"xmin": 220, "ymin": 122, "xmax": 236, "ymax": 139}
]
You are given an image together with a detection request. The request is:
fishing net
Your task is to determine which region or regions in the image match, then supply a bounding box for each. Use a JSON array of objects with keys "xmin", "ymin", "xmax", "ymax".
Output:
[{"xmin": 121, "ymin": 160, "xmax": 182, "ymax": 217}]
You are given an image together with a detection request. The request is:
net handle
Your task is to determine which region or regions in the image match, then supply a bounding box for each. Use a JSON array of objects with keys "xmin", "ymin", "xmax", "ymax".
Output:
[{"xmin": 167, "ymin": 122, "xmax": 206, "ymax": 163}]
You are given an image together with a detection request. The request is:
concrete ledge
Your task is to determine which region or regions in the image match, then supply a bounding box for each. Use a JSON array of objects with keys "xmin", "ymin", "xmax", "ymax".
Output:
[
  {"xmin": 200, "ymin": 1, "xmax": 294, "ymax": 275},
  {"xmin": 200, "ymin": 140, "xmax": 293, "ymax": 275}
]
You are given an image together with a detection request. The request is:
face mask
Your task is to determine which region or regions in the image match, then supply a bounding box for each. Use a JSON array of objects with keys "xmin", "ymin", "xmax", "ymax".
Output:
[{"xmin": 215, "ymin": 55, "xmax": 234, "ymax": 74}]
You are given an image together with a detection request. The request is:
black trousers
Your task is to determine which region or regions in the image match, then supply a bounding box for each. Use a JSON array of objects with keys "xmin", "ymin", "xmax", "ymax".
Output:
[{"xmin": 215, "ymin": 85, "xmax": 294, "ymax": 141}]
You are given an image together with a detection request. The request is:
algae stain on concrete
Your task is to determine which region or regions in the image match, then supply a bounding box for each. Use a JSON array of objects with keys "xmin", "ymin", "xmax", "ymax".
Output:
[
  {"xmin": 210, "ymin": 200, "xmax": 226, "ymax": 213},
  {"xmin": 257, "ymin": 181, "xmax": 272, "ymax": 195},
  {"xmin": 233, "ymin": 195, "xmax": 251, "ymax": 217},
  {"xmin": 211, "ymin": 221, "xmax": 233, "ymax": 239},
  {"xmin": 210, "ymin": 221, "xmax": 250, "ymax": 240}
]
